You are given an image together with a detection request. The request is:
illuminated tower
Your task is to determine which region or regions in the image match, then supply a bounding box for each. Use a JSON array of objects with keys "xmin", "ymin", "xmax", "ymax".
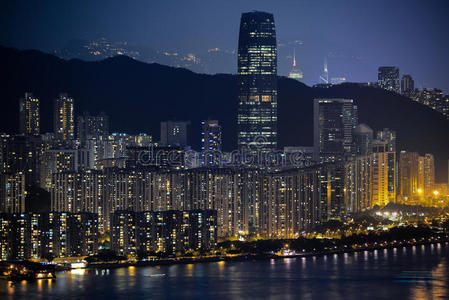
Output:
[
  {"xmin": 288, "ymin": 49, "xmax": 303, "ymax": 81},
  {"xmin": 237, "ymin": 11, "xmax": 277, "ymax": 153},
  {"xmin": 54, "ymin": 93, "xmax": 75, "ymax": 140},
  {"xmin": 320, "ymin": 57, "xmax": 329, "ymax": 84},
  {"xmin": 19, "ymin": 93, "xmax": 40, "ymax": 135}
]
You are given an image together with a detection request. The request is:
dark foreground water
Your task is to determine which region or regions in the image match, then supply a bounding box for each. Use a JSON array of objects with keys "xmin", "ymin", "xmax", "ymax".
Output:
[{"xmin": 1, "ymin": 243, "xmax": 449, "ymax": 299}]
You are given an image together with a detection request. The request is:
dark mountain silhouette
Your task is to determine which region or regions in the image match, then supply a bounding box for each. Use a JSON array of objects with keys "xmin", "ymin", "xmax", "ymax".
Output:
[{"xmin": 0, "ymin": 45, "xmax": 448, "ymax": 181}]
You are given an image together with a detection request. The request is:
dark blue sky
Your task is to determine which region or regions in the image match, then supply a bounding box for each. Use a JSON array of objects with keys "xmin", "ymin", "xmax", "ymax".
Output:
[{"xmin": 1, "ymin": 0, "xmax": 449, "ymax": 90}]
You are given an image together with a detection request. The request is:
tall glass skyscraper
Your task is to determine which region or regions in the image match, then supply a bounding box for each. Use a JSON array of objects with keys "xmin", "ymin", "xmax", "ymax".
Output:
[
  {"xmin": 313, "ymin": 98, "xmax": 358, "ymax": 163},
  {"xmin": 237, "ymin": 11, "xmax": 277, "ymax": 153}
]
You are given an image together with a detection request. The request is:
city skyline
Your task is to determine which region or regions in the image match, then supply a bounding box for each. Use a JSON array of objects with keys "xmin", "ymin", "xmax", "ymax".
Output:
[
  {"xmin": 0, "ymin": 44, "xmax": 448, "ymax": 181},
  {"xmin": 1, "ymin": 0, "xmax": 449, "ymax": 91},
  {"xmin": 1, "ymin": 3, "xmax": 449, "ymax": 298}
]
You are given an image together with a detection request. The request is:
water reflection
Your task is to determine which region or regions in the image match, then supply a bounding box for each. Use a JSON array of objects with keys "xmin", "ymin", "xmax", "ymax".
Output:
[
  {"xmin": 37, "ymin": 279, "xmax": 42, "ymax": 292},
  {"xmin": 0, "ymin": 244, "xmax": 448, "ymax": 300},
  {"xmin": 409, "ymin": 258, "xmax": 449, "ymax": 299},
  {"xmin": 128, "ymin": 266, "xmax": 136, "ymax": 277},
  {"xmin": 186, "ymin": 263, "xmax": 194, "ymax": 277},
  {"xmin": 216, "ymin": 260, "xmax": 226, "ymax": 276}
]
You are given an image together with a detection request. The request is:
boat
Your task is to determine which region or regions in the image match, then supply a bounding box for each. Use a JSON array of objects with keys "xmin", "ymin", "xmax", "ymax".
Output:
[
  {"xmin": 276, "ymin": 248, "xmax": 298, "ymax": 257},
  {"xmin": 0, "ymin": 261, "xmax": 56, "ymax": 281}
]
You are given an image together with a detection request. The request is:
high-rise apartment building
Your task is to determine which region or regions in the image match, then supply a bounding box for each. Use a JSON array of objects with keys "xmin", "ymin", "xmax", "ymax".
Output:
[
  {"xmin": 399, "ymin": 151, "xmax": 435, "ymax": 204},
  {"xmin": 54, "ymin": 93, "xmax": 75, "ymax": 141},
  {"xmin": 422, "ymin": 153, "xmax": 435, "ymax": 198},
  {"xmin": 200, "ymin": 120, "xmax": 222, "ymax": 166},
  {"xmin": 320, "ymin": 163, "xmax": 346, "ymax": 220},
  {"xmin": 1, "ymin": 135, "xmax": 45, "ymax": 187},
  {"xmin": 50, "ymin": 170, "xmax": 105, "ymax": 226},
  {"xmin": 345, "ymin": 155, "xmax": 372, "ymax": 213},
  {"xmin": 0, "ymin": 173, "xmax": 26, "ymax": 213},
  {"xmin": 237, "ymin": 11, "xmax": 278, "ymax": 152},
  {"xmin": 0, "ymin": 212, "xmax": 98, "ymax": 260},
  {"xmin": 40, "ymin": 148, "xmax": 94, "ymax": 190},
  {"xmin": 352, "ymin": 123, "xmax": 374, "ymax": 156},
  {"xmin": 260, "ymin": 167, "xmax": 324, "ymax": 238},
  {"xmin": 345, "ymin": 129, "xmax": 397, "ymax": 211},
  {"xmin": 111, "ymin": 210, "xmax": 137, "ymax": 257},
  {"xmin": 371, "ymin": 140, "xmax": 396, "ymax": 206},
  {"xmin": 111, "ymin": 209, "xmax": 217, "ymax": 257},
  {"xmin": 77, "ymin": 111, "xmax": 110, "ymax": 141},
  {"xmin": 378, "ymin": 66, "xmax": 400, "ymax": 93},
  {"xmin": 399, "ymin": 151, "xmax": 420, "ymax": 202},
  {"xmin": 376, "ymin": 128, "xmax": 396, "ymax": 152},
  {"xmin": 401, "ymin": 74, "xmax": 414, "ymax": 96},
  {"xmin": 19, "ymin": 93, "xmax": 40, "ymax": 136}
]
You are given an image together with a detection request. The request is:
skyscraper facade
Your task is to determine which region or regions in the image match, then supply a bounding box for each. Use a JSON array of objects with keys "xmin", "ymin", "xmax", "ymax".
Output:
[
  {"xmin": 160, "ymin": 120, "xmax": 190, "ymax": 146},
  {"xmin": 314, "ymin": 98, "xmax": 357, "ymax": 163},
  {"xmin": 77, "ymin": 111, "xmax": 110, "ymax": 141},
  {"xmin": 399, "ymin": 151, "xmax": 420, "ymax": 201},
  {"xmin": 352, "ymin": 123, "xmax": 374, "ymax": 156},
  {"xmin": 399, "ymin": 151, "xmax": 435, "ymax": 204},
  {"xmin": 378, "ymin": 67, "xmax": 400, "ymax": 93},
  {"xmin": 54, "ymin": 93, "xmax": 75, "ymax": 141},
  {"xmin": 371, "ymin": 140, "xmax": 397, "ymax": 206},
  {"xmin": 201, "ymin": 120, "xmax": 222, "ymax": 166},
  {"xmin": 422, "ymin": 153, "xmax": 435, "ymax": 198},
  {"xmin": 0, "ymin": 172, "xmax": 25, "ymax": 213},
  {"xmin": 111, "ymin": 209, "xmax": 218, "ymax": 257},
  {"xmin": 345, "ymin": 128, "xmax": 397, "ymax": 212},
  {"xmin": 0, "ymin": 212, "xmax": 99, "ymax": 260},
  {"xmin": 401, "ymin": 74, "xmax": 414, "ymax": 96},
  {"xmin": 0, "ymin": 135, "xmax": 44, "ymax": 187},
  {"xmin": 237, "ymin": 11, "xmax": 277, "ymax": 153},
  {"xmin": 19, "ymin": 93, "xmax": 40, "ymax": 136}
]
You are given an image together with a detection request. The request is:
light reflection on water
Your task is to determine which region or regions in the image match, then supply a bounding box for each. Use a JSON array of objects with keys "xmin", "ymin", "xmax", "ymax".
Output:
[{"xmin": 1, "ymin": 244, "xmax": 448, "ymax": 300}]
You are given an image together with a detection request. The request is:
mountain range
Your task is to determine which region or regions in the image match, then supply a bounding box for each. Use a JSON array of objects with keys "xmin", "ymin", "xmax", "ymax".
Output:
[{"xmin": 0, "ymin": 45, "xmax": 448, "ymax": 181}]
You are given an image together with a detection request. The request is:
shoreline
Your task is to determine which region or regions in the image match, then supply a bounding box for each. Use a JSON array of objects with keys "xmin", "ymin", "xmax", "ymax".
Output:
[{"xmin": 84, "ymin": 238, "xmax": 449, "ymax": 271}]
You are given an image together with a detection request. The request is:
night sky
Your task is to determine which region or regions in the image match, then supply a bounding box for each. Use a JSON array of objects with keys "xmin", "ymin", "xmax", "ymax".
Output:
[{"xmin": 1, "ymin": 0, "xmax": 449, "ymax": 90}]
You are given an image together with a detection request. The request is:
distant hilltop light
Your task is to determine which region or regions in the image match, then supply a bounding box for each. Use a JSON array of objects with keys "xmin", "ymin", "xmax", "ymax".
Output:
[
  {"xmin": 289, "ymin": 69, "xmax": 303, "ymax": 80},
  {"xmin": 288, "ymin": 48, "xmax": 303, "ymax": 81},
  {"xmin": 331, "ymin": 77, "xmax": 347, "ymax": 85}
]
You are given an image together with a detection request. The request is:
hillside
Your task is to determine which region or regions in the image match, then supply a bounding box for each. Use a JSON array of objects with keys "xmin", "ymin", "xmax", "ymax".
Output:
[{"xmin": 0, "ymin": 45, "xmax": 448, "ymax": 181}]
